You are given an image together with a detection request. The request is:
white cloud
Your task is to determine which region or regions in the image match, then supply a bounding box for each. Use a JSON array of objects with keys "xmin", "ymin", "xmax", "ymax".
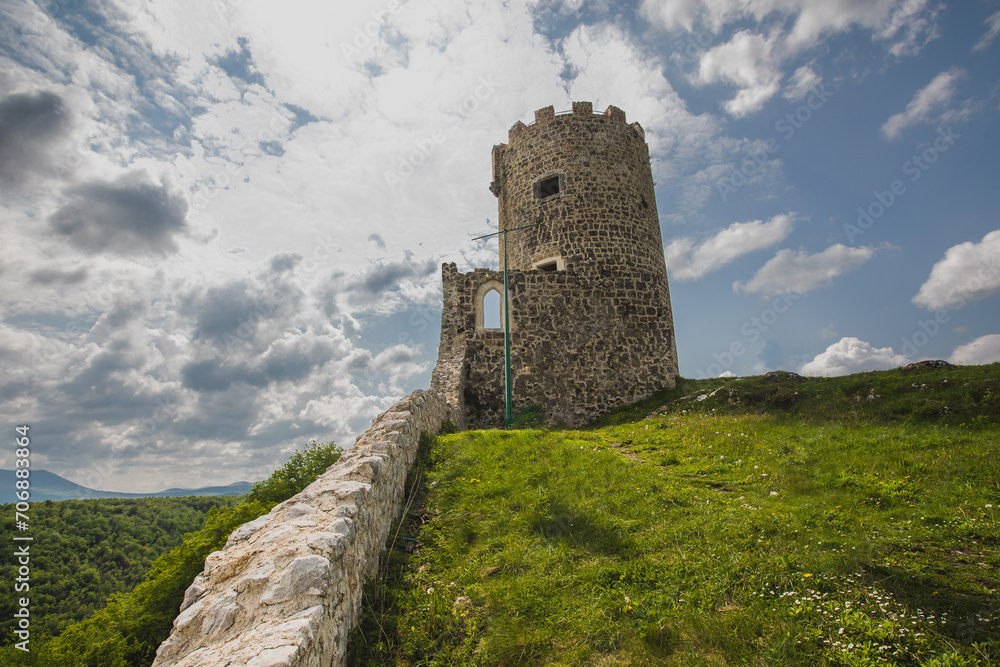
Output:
[
  {"xmin": 950, "ymin": 334, "xmax": 1000, "ymax": 365},
  {"xmin": 973, "ymin": 10, "xmax": 1000, "ymax": 52},
  {"xmin": 641, "ymin": 0, "xmax": 935, "ymax": 47},
  {"xmin": 800, "ymin": 337, "xmax": 909, "ymax": 376},
  {"xmin": 718, "ymin": 370, "xmax": 736, "ymax": 378},
  {"xmin": 871, "ymin": 0, "xmax": 942, "ymax": 58},
  {"xmin": 696, "ymin": 30, "xmax": 783, "ymax": 117},
  {"xmin": 734, "ymin": 244, "xmax": 877, "ymax": 295},
  {"xmin": 665, "ymin": 213, "xmax": 794, "ymax": 281},
  {"xmin": 642, "ymin": 0, "xmax": 941, "ymax": 117},
  {"xmin": 783, "ymin": 64, "xmax": 821, "ymax": 101},
  {"xmin": 912, "ymin": 229, "xmax": 1000, "ymax": 310},
  {"xmin": 881, "ymin": 67, "xmax": 966, "ymax": 139}
]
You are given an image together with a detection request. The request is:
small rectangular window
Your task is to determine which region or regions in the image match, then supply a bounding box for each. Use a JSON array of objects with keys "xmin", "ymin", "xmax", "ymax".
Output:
[
  {"xmin": 537, "ymin": 175, "xmax": 560, "ymax": 199},
  {"xmin": 531, "ymin": 256, "xmax": 564, "ymax": 271}
]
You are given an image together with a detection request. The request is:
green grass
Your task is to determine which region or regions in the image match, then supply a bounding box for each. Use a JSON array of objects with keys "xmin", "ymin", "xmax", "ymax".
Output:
[{"xmin": 348, "ymin": 365, "xmax": 1000, "ymax": 666}]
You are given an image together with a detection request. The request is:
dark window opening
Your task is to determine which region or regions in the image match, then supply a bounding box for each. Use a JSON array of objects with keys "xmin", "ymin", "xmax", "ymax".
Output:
[
  {"xmin": 536, "ymin": 261, "xmax": 559, "ymax": 272},
  {"xmin": 640, "ymin": 196, "xmax": 649, "ymax": 210},
  {"xmin": 537, "ymin": 175, "xmax": 560, "ymax": 199}
]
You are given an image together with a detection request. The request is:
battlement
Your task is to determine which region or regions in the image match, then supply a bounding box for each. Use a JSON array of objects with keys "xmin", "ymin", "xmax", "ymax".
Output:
[{"xmin": 506, "ymin": 102, "xmax": 641, "ymax": 142}]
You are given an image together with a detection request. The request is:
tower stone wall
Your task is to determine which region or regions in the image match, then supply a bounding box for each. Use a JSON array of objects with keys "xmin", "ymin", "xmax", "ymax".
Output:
[{"xmin": 432, "ymin": 103, "xmax": 678, "ymax": 428}]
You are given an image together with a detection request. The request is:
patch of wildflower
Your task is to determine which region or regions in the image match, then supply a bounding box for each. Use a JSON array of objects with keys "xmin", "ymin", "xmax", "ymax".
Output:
[{"xmin": 758, "ymin": 572, "xmax": 952, "ymax": 663}]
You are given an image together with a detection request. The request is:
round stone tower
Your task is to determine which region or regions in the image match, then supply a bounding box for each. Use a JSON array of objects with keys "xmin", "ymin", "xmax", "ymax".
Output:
[
  {"xmin": 491, "ymin": 102, "xmax": 669, "ymax": 285},
  {"xmin": 432, "ymin": 102, "xmax": 678, "ymax": 428}
]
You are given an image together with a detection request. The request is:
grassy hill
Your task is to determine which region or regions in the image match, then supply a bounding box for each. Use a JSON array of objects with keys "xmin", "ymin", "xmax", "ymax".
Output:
[{"xmin": 349, "ymin": 363, "xmax": 999, "ymax": 666}]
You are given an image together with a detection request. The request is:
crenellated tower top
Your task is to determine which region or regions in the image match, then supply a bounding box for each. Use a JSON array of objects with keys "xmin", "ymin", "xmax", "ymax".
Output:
[{"xmin": 488, "ymin": 102, "xmax": 665, "ymax": 281}]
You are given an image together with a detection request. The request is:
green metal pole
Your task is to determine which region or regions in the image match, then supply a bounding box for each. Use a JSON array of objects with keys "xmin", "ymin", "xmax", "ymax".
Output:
[
  {"xmin": 503, "ymin": 230, "xmax": 513, "ymax": 430},
  {"xmin": 471, "ymin": 222, "xmax": 537, "ymax": 431}
]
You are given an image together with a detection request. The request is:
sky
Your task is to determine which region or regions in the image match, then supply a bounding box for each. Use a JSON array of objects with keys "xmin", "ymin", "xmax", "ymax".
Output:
[{"xmin": 1, "ymin": 0, "xmax": 999, "ymax": 492}]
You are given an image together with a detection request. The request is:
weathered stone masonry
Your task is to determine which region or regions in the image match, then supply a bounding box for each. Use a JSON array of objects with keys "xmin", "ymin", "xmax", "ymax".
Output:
[
  {"xmin": 152, "ymin": 389, "xmax": 453, "ymax": 667},
  {"xmin": 432, "ymin": 102, "xmax": 679, "ymax": 428}
]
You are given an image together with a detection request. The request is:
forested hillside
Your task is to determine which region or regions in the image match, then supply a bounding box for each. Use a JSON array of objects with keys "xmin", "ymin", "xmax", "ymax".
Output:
[
  {"xmin": 0, "ymin": 440, "xmax": 343, "ymax": 667},
  {"xmin": 0, "ymin": 496, "xmax": 236, "ymax": 641}
]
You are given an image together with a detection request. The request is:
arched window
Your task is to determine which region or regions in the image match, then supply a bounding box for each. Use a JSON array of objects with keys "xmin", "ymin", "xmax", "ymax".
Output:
[
  {"xmin": 474, "ymin": 279, "xmax": 505, "ymax": 333},
  {"xmin": 482, "ymin": 289, "xmax": 501, "ymax": 329}
]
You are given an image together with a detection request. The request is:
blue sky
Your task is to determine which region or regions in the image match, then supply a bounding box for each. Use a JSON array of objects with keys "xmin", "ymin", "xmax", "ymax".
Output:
[{"xmin": 1, "ymin": 0, "xmax": 998, "ymax": 491}]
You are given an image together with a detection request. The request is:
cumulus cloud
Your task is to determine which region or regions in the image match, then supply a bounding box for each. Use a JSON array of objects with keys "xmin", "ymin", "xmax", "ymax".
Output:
[
  {"xmin": 49, "ymin": 173, "xmax": 189, "ymax": 256},
  {"xmin": 912, "ymin": 230, "xmax": 1000, "ymax": 311},
  {"xmin": 949, "ymin": 334, "xmax": 1000, "ymax": 365},
  {"xmin": 734, "ymin": 244, "xmax": 877, "ymax": 295},
  {"xmin": 185, "ymin": 276, "xmax": 303, "ymax": 350},
  {"xmin": 881, "ymin": 67, "xmax": 966, "ymax": 139},
  {"xmin": 665, "ymin": 213, "xmax": 794, "ymax": 281},
  {"xmin": 800, "ymin": 336, "xmax": 909, "ymax": 376},
  {"xmin": 643, "ymin": 0, "xmax": 942, "ymax": 117},
  {"xmin": 0, "ymin": 90, "xmax": 71, "ymax": 187},
  {"xmin": 973, "ymin": 10, "xmax": 1000, "ymax": 52},
  {"xmin": 695, "ymin": 30, "xmax": 782, "ymax": 117},
  {"xmin": 344, "ymin": 255, "xmax": 438, "ymax": 304},
  {"xmin": 180, "ymin": 339, "xmax": 326, "ymax": 393}
]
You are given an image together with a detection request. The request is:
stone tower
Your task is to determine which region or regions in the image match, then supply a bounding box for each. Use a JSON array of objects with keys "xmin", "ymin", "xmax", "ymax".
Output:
[{"xmin": 432, "ymin": 102, "xmax": 678, "ymax": 428}]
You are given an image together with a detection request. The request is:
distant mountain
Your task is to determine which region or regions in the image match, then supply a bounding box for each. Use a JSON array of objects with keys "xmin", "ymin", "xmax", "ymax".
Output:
[{"xmin": 0, "ymin": 469, "xmax": 254, "ymax": 504}]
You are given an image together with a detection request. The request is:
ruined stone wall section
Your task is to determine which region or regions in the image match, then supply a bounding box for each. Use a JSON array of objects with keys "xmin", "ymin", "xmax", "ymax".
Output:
[
  {"xmin": 431, "ymin": 262, "xmax": 677, "ymax": 428},
  {"xmin": 430, "ymin": 256, "xmax": 677, "ymax": 428},
  {"xmin": 431, "ymin": 263, "xmax": 506, "ymax": 429},
  {"xmin": 152, "ymin": 389, "xmax": 454, "ymax": 667}
]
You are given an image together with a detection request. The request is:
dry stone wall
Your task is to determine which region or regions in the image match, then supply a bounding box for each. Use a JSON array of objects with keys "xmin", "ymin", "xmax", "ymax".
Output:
[{"xmin": 152, "ymin": 389, "xmax": 453, "ymax": 667}]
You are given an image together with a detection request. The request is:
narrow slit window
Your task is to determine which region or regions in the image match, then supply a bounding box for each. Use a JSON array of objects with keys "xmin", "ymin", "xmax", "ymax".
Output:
[
  {"xmin": 536, "ymin": 260, "xmax": 558, "ymax": 272},
  {"xmin": 537, "ymin": 174, "xmax": 560, "ymax": 199}
]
